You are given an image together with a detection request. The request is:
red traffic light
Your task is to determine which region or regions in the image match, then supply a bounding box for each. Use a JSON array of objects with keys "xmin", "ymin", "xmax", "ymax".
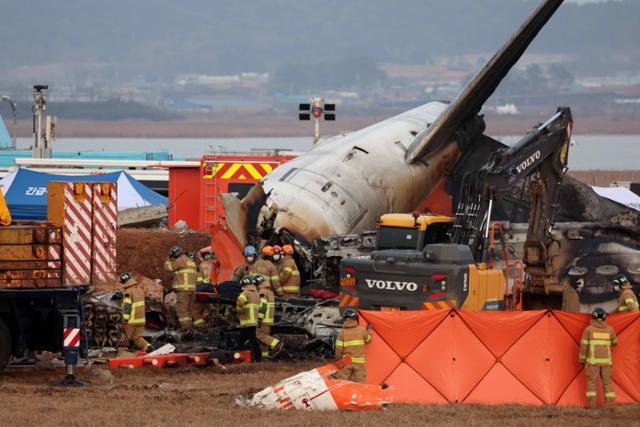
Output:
[{"xmin": 312, "ymin": 107, "xmax": 323, "ymax": 118}]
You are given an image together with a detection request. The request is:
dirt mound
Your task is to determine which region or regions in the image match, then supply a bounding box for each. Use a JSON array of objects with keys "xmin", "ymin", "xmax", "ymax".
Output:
[{"xmin": 117, "ymin": 228, "xmax": 211, "ymax": 287}]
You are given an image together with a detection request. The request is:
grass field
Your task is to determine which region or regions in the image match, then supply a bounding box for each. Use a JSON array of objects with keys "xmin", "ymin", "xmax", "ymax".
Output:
[{"xmin": 1, "ymin": 362, "xmax": 638, "ymax": 427}]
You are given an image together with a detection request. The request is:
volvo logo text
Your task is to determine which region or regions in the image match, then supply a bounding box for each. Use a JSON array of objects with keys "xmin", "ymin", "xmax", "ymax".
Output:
[
  {"xmin": 515, "ymin": 150, "xmax": 541, "ymax": 174},
  {"xmin": 364, "ymin": 279, "xmax": 418, "ymax": 291}
]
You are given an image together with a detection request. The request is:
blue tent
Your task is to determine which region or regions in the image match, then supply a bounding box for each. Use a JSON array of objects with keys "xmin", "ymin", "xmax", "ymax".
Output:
[{"xmin": 0, "ymin": 168, "xmax": 167, "ymax": 220}]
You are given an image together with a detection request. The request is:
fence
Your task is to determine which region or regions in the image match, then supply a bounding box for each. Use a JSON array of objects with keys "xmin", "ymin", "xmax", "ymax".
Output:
[{"xmin": 361, "ymin": 309, "xmax": 640, "ymax": 406}]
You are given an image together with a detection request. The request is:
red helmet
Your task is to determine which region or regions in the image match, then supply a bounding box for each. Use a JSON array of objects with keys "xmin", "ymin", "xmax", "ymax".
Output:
[
  {"xmin": 272, "ymin": 245, "xmax": 283, "ymax": 254},
  {"xmin": 262, "ymin": 245, "xmax": 274, "ymax": 257},
  {"xmin": 282, "ymin": 244, "xmax": 294, "ymax": 255}
]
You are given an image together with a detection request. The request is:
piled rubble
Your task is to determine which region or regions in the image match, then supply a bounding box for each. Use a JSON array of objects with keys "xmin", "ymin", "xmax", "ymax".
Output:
[{"xmin": 117, "ymin": 228, "xmax": 211, "ymax": 286}]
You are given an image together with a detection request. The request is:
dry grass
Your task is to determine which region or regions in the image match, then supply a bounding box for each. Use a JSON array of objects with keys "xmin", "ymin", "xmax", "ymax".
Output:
[{"xmin": 1, "ymin": 362, "xmax": 638, "ymax": 427}]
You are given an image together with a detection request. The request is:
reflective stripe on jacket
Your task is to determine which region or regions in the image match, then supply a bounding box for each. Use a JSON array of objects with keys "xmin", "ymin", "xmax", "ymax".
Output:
[
  {"xmin": 617, "ymin": 287, "xmax": 639, "ymax": 312},
  {"xmin": 165, "ymin": 255, "xmax": 198, "ymax": 292},
  {"xmin": 236, "ymin": 285, "xmax": 260, "ymax": 328},
  {"xmin": 579, "ymin": 319, "xmax": 618, "ymax": 366},
  {"xmin": 278, "ymin": 256, "xmax": 301, "ymax": 295},
  {"xmin": 250, "ymin": 259, "xmax": 283, "ymax": 296},
  {"xmin": 122, "ymin": 280, "xmax": 145, "ymax": 326},
  {"xmin": 335, "ymin": 318, "xmax": 372, "ymax": 364}
]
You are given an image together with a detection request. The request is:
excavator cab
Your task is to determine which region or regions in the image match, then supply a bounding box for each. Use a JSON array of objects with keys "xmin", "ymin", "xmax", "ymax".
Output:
[
  {"xmin": 376, "ymin": 214, "xmax": 454, "ymax": 251},
  {"xmin": 0, "ymin": 185, "xmax": 11, "ymax": 226}
]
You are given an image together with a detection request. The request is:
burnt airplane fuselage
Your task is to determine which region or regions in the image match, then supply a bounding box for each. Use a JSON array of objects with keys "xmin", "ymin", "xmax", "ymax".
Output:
[{"xmin": 261, "ymin": 102, "xmax": 459, "ymax": 244}]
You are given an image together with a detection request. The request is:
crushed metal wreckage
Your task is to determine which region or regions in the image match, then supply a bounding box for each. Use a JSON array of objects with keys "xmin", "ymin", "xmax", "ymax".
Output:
[
  {"xmin": 237, "ymin": 356, "xmax": 393, "ymax": 411},
  {"xmin": 154, "ymin": 285, "xmax": 342, "ymax": 360},
  {"xmin": 84, "ymin": 278, "xmax": 342, "ymax": 361}
]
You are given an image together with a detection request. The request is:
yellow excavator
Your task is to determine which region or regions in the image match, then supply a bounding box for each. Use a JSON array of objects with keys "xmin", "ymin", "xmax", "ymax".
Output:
[{"xmin": 339, "ymin": 107, "xmax": 573, "ymax": 311}]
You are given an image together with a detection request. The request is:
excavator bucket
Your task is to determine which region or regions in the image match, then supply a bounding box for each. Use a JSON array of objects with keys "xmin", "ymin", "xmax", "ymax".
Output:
[{"xmin": 0, "ymin": 185, "xmax": 11, "ymax": 226}]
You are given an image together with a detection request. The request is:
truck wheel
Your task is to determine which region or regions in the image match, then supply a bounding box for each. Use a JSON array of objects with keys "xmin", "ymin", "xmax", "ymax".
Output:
[{"xmin": 0, "ymin": 318, "xmax": 11, "ymax": 371}]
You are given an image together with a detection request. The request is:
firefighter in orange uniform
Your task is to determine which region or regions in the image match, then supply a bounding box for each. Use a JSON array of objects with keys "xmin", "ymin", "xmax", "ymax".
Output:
[
  {"xmin": 232, "ymin": 245, "xmax": 259, "ymax": 281},
  {"xmin": 120, "ymin": 272, "xmax": 153, "ymax": 352},
  {"xmin": 189, "ymin": 252, "xmax": 210, "ymax": 331},
  {"xmin": 164, "ymin": 246, "xmax": 199, "ymax": 332},
  {"xmin": 198, "ymin": 245, "xmax": 221, "ymax": 282},
  {"xmin": 614, "ymin": 275, "xmax": 639, "ymax": 313},
  {"xmin": 580, "ymin": 307, "xmax": 618, "ymax": 408},
  {"xmin": 334, "ymin": 308, "xmax": 372, "ymax": 383},
  {"xmin": 253, "ymin": 246, "xmax": 284, "ymax": 357},
  {"xmin": 236, "ymin": 277, "xmax": 262, "ymax": 362},
  {"xmin": 275, "ymin": 244, "xmax": 301, "ymax": 300}
]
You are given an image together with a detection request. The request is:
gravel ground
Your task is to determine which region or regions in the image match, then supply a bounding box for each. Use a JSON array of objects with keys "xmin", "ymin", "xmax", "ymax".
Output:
[{"xmin": 1, "ymin": 362, "xmax": 638, "ymax": 427}]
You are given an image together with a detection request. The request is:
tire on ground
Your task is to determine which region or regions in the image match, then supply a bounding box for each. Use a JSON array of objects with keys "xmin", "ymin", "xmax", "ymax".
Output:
[{"xmin": 0, "ymin": 318, "xmax": 12, "ymax": 372}]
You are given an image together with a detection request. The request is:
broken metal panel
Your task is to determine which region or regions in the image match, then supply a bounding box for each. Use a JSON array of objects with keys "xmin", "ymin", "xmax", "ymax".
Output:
[{"xmin": 237, "ymin": 359, "xmax": 393, "ymax": 411}]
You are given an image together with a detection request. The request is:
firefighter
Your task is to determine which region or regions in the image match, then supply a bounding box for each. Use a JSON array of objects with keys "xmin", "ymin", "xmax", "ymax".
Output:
[
  {"xmin": 276, "ymin": 244, "xmax": 301, "ymax": 300},
  {"xmin": 613, "ymin": 275, "xmax": 639, "ymax": 313},
  {"xmin": 251, "ymin": 246, "xmax": 284, "ymax": 357},
  {"xmin": 164, "ymin": 245, "xmax": 199, "ymax": 332},
  {"xmin": 236, "ymin": 277, "xmax": 262, "ymax": 362},
  {"xmin": 232, "ymin": 245, "xmax": 259, "ymax": 281},
  {"xmin": 580, "ymin": 307, "xmax": 618, "ymax": 408},
  {"xmin": 119, "ymin": 272, "xmax": 153, "ymax": 352},
  {"xmin": 334, "ymin": 308, "xmax": 372, "ymax": 383},
  {"xmin": 197, "ymin": 246, "xmax": 220, "ymax": 283},
  {"xmin": 254, "ymin": 275, "xmax": 283, "ymax": 358}
]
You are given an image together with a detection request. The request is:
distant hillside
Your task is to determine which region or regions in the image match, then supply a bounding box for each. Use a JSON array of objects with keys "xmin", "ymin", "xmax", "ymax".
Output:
[{"xmin": 0, "ymin": 0, "xmax": 637, "ymax": 82}]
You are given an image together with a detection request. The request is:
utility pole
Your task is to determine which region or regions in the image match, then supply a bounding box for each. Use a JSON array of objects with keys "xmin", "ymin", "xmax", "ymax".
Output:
[
  {"xmin": 32, "ymin": 85, "xmax": 55, "ymax": 159},
  {"xmin": 298, "ymin": 97, "xmax": 336, "ymax": 144},
  {"xmin": 1, "ymin": 96, "xmax": 16, "ymax": 150}
]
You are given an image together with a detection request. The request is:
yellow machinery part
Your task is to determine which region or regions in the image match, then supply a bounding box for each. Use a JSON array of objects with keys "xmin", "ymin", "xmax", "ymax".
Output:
[
  {"xmin": 379, "ymin": 213, "xmax": 454, "ymax": 231},
  {"xmin": 462, "ymin": 264, "xmax": 505, "ymax": 311},
  {"xmin": 0, "ymin": 185, "xmax": 11, "ymax": 226}
]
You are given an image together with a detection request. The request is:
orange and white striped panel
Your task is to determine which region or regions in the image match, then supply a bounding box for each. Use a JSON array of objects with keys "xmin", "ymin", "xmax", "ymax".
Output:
[
  {"xmin": 91, "ymin": 183, "xmax": 117, "ymax": 284},
  {"xmin": 62, "ymin": 182, "xmax": 93, "ymax": 286}
]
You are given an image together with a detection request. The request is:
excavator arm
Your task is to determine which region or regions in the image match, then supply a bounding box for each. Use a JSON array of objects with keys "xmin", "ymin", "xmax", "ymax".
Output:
[{"xmin": 449, "ymin": 107, "xmax": 573, "ymax": 271}]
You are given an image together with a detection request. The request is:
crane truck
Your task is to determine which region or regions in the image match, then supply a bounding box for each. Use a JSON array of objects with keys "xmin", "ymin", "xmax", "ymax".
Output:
[
  {"xmin": 339, "ymin": 107, "xmax": 573, "ymax": 311},
  {"xmin": 0, "ymin": 188, "xmax": 86, "ymax": 380}
]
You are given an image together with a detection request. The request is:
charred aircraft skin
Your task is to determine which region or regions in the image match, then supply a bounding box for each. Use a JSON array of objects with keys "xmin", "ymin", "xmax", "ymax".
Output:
[
  {"xmin": 553, "ymin": 225, "xmax": 640, "ymax": 309},
  {"xmin": 220, "ymin": 0, "xmax": 640, "ymax": 309},
  {"xmin": 260, "ymin": 102, "xmax": 459, "ymax": 245},
  {"xmin": 224, "ymin": 0, "xmax": 567, "ymax": 248}
]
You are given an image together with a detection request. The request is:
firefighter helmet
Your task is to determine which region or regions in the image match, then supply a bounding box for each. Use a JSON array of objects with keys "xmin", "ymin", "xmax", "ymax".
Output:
[
  {"xmin": 119, "ymin": 272, "xmax": 132, "ymax": 284},
  {"xmin": 243, "ymin": 245, "xmax": 258, "ymax": 257},
  {"xmin": 282, "ymin": 244, "xmax": 294, "ymax": 255},
  {"xmin": 343, "ymin": 308, "xmax": 358, "ymax": 320},
  {"xmin": 240, "ymin": 277, "xmax": 253, "ymax": 286},
  {"xmin": 169, "ymin": 245, "xmax": 182, "ymax": 258},
  {"xmin": 252, "ymin": 275, "xmax": 266, "ymax": 286},
  {"xmin": 592, "ymin": 307, "xmax": 607, "ymax": 320},
  {"xmin": 612, "ymin": 275, "xmax": 630, "ymax": 287},
  {"xmin": 272, "ymin": 245, "xmax": 283, "ymax": 254},
  {"xmin": 262, "ymin": 245, "xmax": 275, "ymax": 257}
]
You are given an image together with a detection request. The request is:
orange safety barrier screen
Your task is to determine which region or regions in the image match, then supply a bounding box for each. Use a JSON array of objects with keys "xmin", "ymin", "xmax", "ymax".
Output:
[{"xmin": 360, "ymin": 309, "xmax": 640, "ymax": 406}]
